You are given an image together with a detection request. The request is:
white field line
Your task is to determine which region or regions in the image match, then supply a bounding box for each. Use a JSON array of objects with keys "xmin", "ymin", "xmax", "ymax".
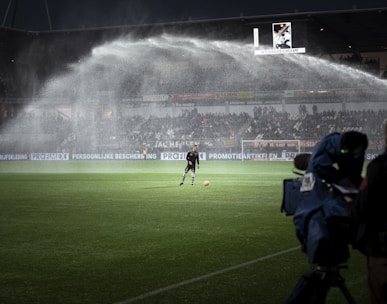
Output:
[{"xmin": 114, "ymin": 246, "xmax": 301, "ymax": 304}]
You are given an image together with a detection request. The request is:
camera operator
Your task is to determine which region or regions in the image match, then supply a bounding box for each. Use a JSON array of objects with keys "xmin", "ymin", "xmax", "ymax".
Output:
[
  {"xmin": 347, "ymin": 123, "xmax": 387, "ymax": 304},
  {"xmin": 294, "ymin": 131, "xmax": 368, "ymax": 266}
]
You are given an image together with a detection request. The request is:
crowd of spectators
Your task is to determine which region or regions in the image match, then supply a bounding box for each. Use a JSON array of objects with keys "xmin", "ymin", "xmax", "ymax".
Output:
[
  {"xmin": 72, "ymin": 106, "xmax": 387, "ymax": 154},
  {"xmin": 1, "ymin": 105, "xmax": 386, "ymax": 155},
  {"xmin": 339, "ymin": 54, "xmax": 380, "ymax": 75}
]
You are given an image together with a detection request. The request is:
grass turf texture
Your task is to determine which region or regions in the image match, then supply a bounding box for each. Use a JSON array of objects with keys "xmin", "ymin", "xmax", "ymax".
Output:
[{"xmin": 0, "ymin": 160, "xmax": 368, "ymax": 304}]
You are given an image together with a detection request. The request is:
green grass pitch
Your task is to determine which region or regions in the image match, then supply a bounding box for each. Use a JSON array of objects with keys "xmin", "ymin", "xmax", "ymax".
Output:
[{"xmin": 0, "ymin": 160, "xmax": 368, "ymax": 304}]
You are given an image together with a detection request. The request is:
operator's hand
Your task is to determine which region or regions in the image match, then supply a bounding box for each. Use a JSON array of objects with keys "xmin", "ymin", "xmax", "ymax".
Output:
[
  {"xmin": 189, "ymin": 161, "xmax": 192, "ymax": 165},
  {"xmin": 359, "ymin": 176, "xmax": 368, "ymax": 191}
]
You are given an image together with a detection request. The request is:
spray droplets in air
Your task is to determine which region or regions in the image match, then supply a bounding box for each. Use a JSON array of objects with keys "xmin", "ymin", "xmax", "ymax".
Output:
[
  {"xmin": 41, "ymin": 34, "xmax": 387, "ymax": 100},
  {"xmin": 1, "ymin": 34, "xmax": 387, "ymax": 153}
]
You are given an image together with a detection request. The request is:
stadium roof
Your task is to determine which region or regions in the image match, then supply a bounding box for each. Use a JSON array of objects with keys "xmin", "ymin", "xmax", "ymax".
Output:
[
  {"xmin": 1, "ymin": 1, "xmax": 387, "ymax": 54},
  {"xmin": 1, "ymin": 1, "xmax": 386, "ymax": 31}
]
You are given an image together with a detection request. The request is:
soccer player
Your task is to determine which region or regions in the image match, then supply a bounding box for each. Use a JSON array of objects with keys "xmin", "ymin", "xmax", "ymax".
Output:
[{"xmin": 180, "ymin": 145, "xmax": 200, "ymax": 186}]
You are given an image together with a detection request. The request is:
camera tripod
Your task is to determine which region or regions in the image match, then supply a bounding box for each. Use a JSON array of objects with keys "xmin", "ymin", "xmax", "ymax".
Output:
[
  {"xmin": 285, "ymin": 264, "xmax": 356, "ymax": 304},
  {"xmin": 307, "ymin": 264, "xmax": 356, "ymax": 304}
]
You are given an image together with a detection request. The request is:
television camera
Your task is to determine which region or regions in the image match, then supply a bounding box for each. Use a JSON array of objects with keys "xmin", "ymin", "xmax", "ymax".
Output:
[{"xmin": 281, "ymin": 131, "xmax": 368, "ymax": 304}]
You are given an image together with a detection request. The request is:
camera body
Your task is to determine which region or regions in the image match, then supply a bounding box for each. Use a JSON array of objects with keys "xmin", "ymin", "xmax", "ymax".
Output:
[{"xmin": 282, "ymin": 132, "xmax": 367, "ymax": 266}]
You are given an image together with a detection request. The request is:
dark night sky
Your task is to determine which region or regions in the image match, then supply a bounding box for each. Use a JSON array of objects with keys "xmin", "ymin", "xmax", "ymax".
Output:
[{"xmin": 1, "ymin": 0, "xmax": 387, "ymax": 31}]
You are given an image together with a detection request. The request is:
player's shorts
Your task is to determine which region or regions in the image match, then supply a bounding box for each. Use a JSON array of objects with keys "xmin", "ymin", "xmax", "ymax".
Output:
[{"xmin": 185, "ymin": 164, "xmax": 195, "ymax": 173}]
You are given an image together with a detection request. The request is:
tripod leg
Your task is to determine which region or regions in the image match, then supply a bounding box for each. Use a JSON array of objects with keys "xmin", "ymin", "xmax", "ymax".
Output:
[
  {"xmin": 335, "ymin": 273, "xmax": 357, "ymax": 304},
  {"xmin": 285, "ymin": 271, "xmax": 329, "ymax": 304},
  {"xmin": 309, "ymin": 284, "xmax": 330, "ymax": 304}
]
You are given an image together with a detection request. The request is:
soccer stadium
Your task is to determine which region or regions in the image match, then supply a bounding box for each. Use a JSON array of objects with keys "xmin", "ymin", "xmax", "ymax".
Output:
[{"xmin": 1, "ymin": 2, "xmax": 387, "ymax": 303}]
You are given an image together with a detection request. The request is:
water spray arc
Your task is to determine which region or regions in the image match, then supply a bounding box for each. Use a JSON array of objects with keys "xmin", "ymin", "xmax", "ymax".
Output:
[{"xmin": 0, "ymin": 34, "xmax": 386, "ymax": 155}]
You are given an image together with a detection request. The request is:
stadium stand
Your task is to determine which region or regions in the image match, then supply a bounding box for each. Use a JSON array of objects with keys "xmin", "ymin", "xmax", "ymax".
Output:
[{"xmin": 0, "ymin": 8, "xmax": 387, "ymax": 156}]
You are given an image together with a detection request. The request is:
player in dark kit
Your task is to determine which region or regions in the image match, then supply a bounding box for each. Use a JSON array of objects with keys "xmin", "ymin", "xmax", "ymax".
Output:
[{"xmin": 180, "ymin": 145, "xmax": 200, "ymax": 186}]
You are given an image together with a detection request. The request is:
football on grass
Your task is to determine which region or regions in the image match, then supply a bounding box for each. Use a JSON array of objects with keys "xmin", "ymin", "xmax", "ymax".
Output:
[{"xmin": 203, "ymin": 180, "xmax": 209, "ymax": 186}]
